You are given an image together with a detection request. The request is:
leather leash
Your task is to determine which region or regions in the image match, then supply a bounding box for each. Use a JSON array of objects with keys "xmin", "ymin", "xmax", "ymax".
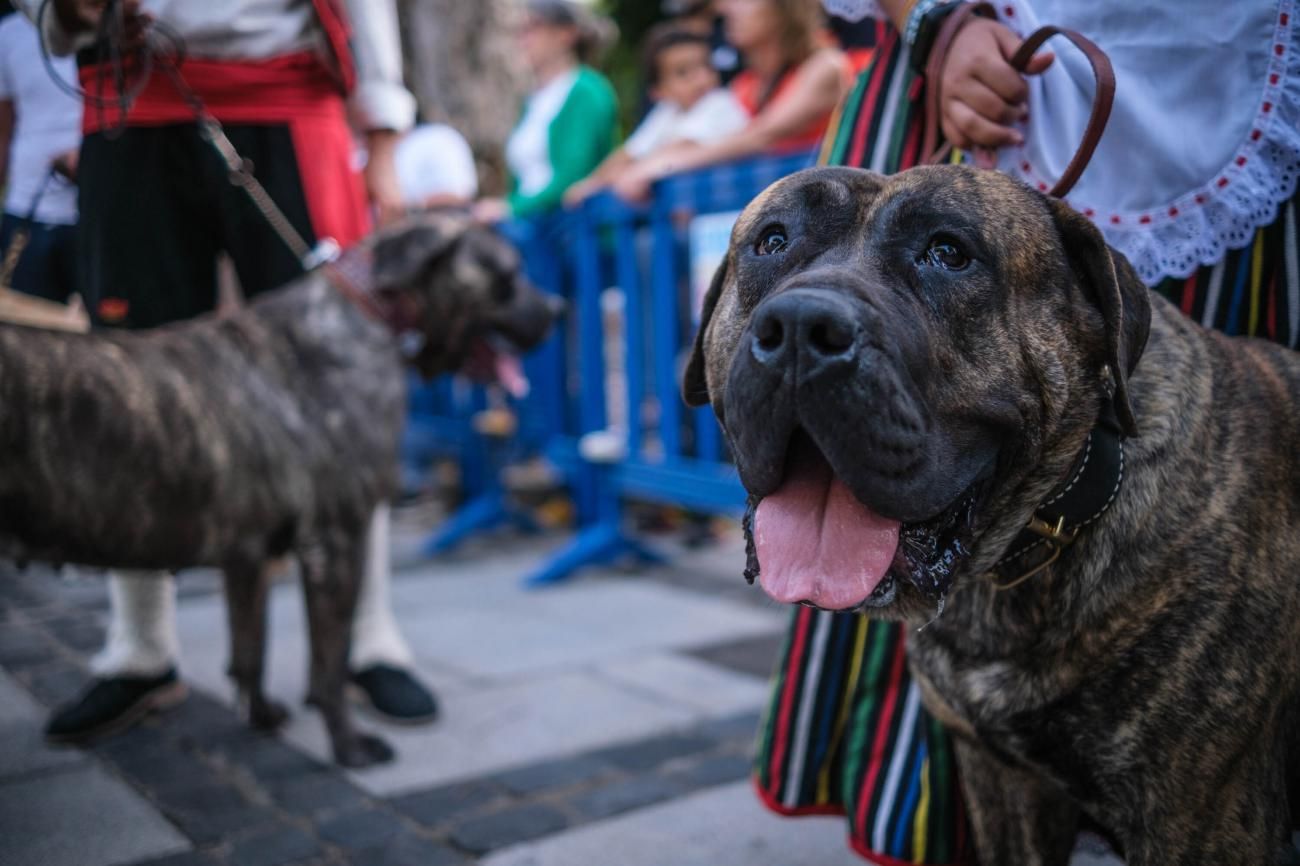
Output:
[
  {"xmin": 922, "ymin": 4, "xmax": 1116, "ymax": 199},
  {"xmin": 917, "ymin": 7, "xmax": 1124, "ymax": 588}
]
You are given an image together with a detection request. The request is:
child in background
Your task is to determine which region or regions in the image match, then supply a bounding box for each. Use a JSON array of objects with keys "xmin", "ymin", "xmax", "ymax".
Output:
[{"xmin": 565, "ymin": 25, "xmax": 748, "ymax": 204}]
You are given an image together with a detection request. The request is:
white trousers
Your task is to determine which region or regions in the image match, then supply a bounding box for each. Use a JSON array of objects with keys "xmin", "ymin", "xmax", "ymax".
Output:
[{"xmin": 92, "ymin": 504, "xmax": 414, "ymax": 677}]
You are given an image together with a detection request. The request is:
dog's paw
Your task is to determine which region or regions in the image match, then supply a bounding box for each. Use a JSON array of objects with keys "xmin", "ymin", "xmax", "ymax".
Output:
[
  {"xmin": 334, "ymin": 733, "xmax": 395, "ymax": 768},
  {"xmin": 249, "ymin": 698, "xmax": 291, "ymax": 731}
]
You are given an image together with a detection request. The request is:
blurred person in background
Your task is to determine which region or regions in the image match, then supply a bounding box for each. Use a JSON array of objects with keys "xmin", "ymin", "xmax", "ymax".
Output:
[
  {"xmin": 395, "ymin": 121, "xmax": 479, "ymax": 208},
  {"xmin": 21, "ymin": 0, "xmax": 439, "ymax": 744},
  {"xmin": 472, "ymin": 0, "xmax": 618, "ymax": 223},
  {"xmin": 564, "ymin": 24, "xmax": 748, "ymax": 205},
  {"xmin": 0, "ymin": 9, "xmax": 81, "ymax": 303},
  {"xmin": 612, "ymin": 0, "xmax": 849, "ymax": 201},
  {"xmin": 662, "ymin": 0, "xmax": 741, "ymax": 85}
]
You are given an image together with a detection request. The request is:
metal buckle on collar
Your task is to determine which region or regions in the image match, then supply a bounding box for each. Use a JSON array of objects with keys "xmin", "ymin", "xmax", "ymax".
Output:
[{"xmin": 989, "ymin": 515, "xmax": 1079, "ymax": 591}]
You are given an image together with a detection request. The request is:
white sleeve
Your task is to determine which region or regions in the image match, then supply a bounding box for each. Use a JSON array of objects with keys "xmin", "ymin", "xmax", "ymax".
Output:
[
  {"xmin": 14, "ymin": 0, "xmax": 93, "ymax": 56},
  {"xmin": 670, "ymin": 91, "xmax": 751, "ymax": 146},
  {"xmin": 339, "ymin": 0, "xmax": 417, "ymax": 133},
  {"xmin": 623, "ymin": 104, "xmax": 671, "ymax": 160}
]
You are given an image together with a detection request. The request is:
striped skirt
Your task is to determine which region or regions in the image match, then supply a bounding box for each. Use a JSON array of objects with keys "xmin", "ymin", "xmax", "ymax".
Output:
[{"xmin": 753, "ymin": 22, "xmax": 1300, "ymax": 866}]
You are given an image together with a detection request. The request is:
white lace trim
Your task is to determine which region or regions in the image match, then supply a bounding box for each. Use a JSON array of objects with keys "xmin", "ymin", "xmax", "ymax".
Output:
[
  {"xmin": 821, "ymin": 0, "xmax": 884, "ymax": 22},
  {"xmin": 1002, "ymin": 0, "xmax": 1300, "ymax": 284}
]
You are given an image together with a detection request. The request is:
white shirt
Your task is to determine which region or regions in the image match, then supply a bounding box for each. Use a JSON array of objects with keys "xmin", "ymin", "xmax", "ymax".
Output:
[
  {"xmin": 19, "ymin": 0, "xmax": 415, "ymax": 133},
  {"xmin": 0, "ymin": 13, "xmax": 80, "ymax": 224},
  {"xmin": 506, "ymin": 69, "xmax": 578, "ymax": 198},
  {"xmin": 395, "ymin": 123, "xmax": 479, "ymax": 203},
  {"xmin": 623, "ymin": 88, "xmax": 751, "ymax": 160}
]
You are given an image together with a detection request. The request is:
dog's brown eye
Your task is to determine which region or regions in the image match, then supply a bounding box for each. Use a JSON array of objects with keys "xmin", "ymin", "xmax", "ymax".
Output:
[
  {"xmin": 755, "ymin": 227, "xmax": 788, "ymax": 256},
  {"xmin": 922, "ymin": 237, "xmax": 970, "ymax": 271}
]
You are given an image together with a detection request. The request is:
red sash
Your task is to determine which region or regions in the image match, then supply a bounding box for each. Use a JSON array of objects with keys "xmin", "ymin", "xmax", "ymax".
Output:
[{"xmin": 80, "ymin": 52, "xmax": 347, "ymax": 133}]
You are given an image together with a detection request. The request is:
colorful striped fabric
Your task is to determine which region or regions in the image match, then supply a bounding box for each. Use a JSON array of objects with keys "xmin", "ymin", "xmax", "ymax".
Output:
[
  {"xmin": 755, "ymin": 28, "xmax": 976, "ymax": 866},
  {"xmin": 1158, "ymin": 210, "xmax": 1300, "ymax": 348},
  {"xmin": 753, "ymin": 18, "xmax": 1300, "ymax": 866},
  {"xmin": 755, "ymin": 609, "xmax": 973, "ymax": 865}
]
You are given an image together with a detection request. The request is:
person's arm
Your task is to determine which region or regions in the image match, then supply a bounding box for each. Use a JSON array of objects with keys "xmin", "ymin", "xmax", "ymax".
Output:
[
  {"xmin": 876, "ymin": 0, "xmax": 1052, "ymax": 151},
  {"xmin": 612, "ymin": 49, "xmax": 846, "ymax": 199},
  {"xmin": 507, "ymin": 74, "xmax": 617, "ymax": 219},
  {"xmin": 563, "ymin": 148, "xmax": 634, "ymax": 206},
  {"xmin": 0, "ymin": 101, "xmax": 13, "ymax": 191},
  {"xmin": 340, "ymin": 0, "xmax": 418, "ymax": 224}
]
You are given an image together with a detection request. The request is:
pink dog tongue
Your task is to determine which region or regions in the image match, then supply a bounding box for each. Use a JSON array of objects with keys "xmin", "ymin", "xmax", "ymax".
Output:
[
  {"xmin": 755, "ymin": 438, "xmax": 900, "ymax": 610},
  {"xmin": 494, "ymin": 353, "xmax": 529, "ymax": 399}
]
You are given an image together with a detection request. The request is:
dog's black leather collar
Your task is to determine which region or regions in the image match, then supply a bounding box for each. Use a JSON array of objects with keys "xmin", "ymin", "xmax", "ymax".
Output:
[{"xmin": 989, "ymin": 402, "xmax": 1126, "ymax": 588}]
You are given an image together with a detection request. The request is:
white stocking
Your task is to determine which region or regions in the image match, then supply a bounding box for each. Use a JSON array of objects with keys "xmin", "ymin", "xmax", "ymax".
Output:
[{"xmin": 91, "ymin": 570, "xmax": 180, "ymax": 677}]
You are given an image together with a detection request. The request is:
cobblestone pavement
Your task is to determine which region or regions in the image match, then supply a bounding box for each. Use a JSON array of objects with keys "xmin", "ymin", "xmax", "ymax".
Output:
[{"xmin": 0, "ymin": 508, "xmax": 1125, "ymax": 866}]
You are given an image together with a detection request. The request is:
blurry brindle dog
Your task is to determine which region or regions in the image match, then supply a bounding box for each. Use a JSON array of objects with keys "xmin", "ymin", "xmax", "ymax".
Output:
[
  {"xmin": 0, "ymin": 212, "xmax": 560, "ymax": 767},
  {"xmin": 686, "ymin": 166, "xmax": 1300, "ymax": 864}
]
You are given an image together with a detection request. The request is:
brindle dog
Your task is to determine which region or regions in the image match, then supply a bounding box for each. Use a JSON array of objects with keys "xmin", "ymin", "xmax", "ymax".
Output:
[
  {"xmin": 685, "ymin": 165, "xmax": 1300, "ymax": 865},
  {"xmin": 0, "ymin": 212, "xmax": 561, "ymax": 767}
]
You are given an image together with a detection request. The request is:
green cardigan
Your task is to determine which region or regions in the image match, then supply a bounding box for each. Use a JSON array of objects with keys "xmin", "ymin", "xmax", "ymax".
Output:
[{"xmin": 507, "ymin": 66, "xmax": 619, "ymax": 218}]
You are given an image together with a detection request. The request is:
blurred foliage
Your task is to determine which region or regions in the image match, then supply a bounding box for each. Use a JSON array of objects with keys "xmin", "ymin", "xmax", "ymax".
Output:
[{"xmin": 598, "ymin": 0, "xmax": 668, "ymax": 136}]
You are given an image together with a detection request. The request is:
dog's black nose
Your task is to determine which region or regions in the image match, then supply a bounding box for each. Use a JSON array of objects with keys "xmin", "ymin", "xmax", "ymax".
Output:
[{"xmin": 750, "ymin": 290, "xmax": 859, "ymax": 377}]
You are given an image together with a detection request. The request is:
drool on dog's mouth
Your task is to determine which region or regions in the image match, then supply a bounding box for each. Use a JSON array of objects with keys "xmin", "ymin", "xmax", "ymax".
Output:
[
  {"xmin": 743, "ymin": 430, "xmax": 980, "ymax": 612},
  {"xmin": 459, "ymin": 334, "xmax": 530, "ymax": 398}
]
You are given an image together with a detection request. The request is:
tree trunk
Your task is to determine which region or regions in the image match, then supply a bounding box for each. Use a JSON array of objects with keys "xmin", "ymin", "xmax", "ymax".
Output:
[{"xmin": 397, "ymin": 0, "xmax": 525, "ymax": 196}]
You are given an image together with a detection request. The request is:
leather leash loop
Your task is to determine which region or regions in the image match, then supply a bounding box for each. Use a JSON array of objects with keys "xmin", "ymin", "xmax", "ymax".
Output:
[
  {"xmin": 1007, "ymin": 26, "xmax": 1115, "ymax": 198},
  {"xmin": 922, "ymin": 10, "xmax": 1115, "ymax": 201},
  {"xmin": 921, "ymin": 2, "xmax": 995, "ymax": 165}
]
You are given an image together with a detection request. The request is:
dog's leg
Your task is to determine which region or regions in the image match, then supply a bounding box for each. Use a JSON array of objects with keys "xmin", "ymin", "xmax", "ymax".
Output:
[
  {"xmin": 298, "ymin": 533, "xmax": 394, "ymax": 768},
  {"xmin": 953, "ymin": 737, "xmax": 1079, "ymax": 866},
  {"xmin": 221, "ymin": 559, "xmax": 289, "ymax": 731}
]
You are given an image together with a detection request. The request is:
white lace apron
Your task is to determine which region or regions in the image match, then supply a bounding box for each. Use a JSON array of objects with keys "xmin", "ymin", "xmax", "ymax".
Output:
[{"xmin": 821, "ymin": 0, "xmax": 1300, "ymax": 284}]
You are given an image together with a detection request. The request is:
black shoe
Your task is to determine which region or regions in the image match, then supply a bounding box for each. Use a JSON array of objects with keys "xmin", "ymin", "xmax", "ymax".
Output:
[
  {"xmin": 45, "ymin": 669, "xmax": 187, "ymax": 745},
  {"xmin": 349, "ymin": 665, "xmax": 438, "ymax": 725}
]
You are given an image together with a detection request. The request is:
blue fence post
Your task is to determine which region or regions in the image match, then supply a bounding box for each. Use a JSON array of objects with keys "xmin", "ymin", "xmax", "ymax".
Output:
[{"xmin": 402, "ymin": 151, "xmax": 818, "ymax": 584}]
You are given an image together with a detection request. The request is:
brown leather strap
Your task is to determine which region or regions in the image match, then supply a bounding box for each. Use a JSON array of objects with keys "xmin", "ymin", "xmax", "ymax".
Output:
[
  {"xmin": 922, "ymin": 2, "xmax": 995, "ymax": 166},
  {"xmin": 922, "ymin": 12, "xmax": 1116, "ymax": 200},
  {"xmin": 1008, "ymin": 26, "xmax": 1114, "ymax": 198}
]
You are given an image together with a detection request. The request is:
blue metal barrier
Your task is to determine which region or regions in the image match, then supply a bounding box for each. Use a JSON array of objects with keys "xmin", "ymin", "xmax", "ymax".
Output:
[
  {"xmin": 523, "ymin": 150, "xmax": 817, "ymax": 585},
  {"xmin": 402, "ymin": 151, "xmax": 815, "ymax": 579},
  {"xmin": 408, "ymin": 215, "xmax": 576, "ymax": 554}
]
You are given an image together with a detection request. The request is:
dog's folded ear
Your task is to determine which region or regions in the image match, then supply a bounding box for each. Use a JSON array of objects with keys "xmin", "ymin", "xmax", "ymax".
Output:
[
  {"xmin": 682, "ymin": 258, "xmax": 729, "ymax": 408},
  {"xmin": 1046, "ymin": 197, "xmax": 1151, "ymax": 437},
  {"xmin": 372, "ymin": 215, "xmax": 467, "ymax": 292}
]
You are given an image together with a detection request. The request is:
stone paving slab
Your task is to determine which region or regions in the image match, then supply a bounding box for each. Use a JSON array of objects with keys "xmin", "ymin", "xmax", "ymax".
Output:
[
  {"xmin": 481, "ymin": 780, "xmax": 861, "ymax": 866},
  {"xmin": 171, "ymin": 550, "xmax": 783, "ymax": 796},
  {"xmin": 0, "ymin": 668, "xmax": 85, "ymax": 781},
  {"xmin": 589, "ymin": 652, "xmax": 770, "ymax": 716},
  {"xmin": 0, "ymin": 763, "xmax": 190, "ymax": 866},
  {"xmin": 283, "ymin": 670, "xmax": 710, "ymax": 795}
]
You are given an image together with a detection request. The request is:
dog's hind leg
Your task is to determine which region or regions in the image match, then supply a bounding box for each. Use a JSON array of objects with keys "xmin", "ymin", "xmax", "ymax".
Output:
[
  {"xmin": 298, "ymin": 532, "xmax": 394, "ymax": 768},
  {"xmin": 222, "ymin": 558, "xmax": 289, "ymax": 731}
]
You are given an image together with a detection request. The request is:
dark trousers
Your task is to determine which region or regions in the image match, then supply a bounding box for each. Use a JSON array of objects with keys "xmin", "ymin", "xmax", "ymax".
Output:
[
  {"xmin": 0, "ymin": 211, "xmax": 79, "ymax": 303},
  {"xmin": 77, "ymin": 123, "xmax": 320, "ymax": 330}
]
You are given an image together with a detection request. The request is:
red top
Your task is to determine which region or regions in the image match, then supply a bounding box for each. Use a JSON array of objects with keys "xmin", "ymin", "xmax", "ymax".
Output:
[{"xmin": 730, "ymin": 58, "xmax": 845, "ymax": 153}]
